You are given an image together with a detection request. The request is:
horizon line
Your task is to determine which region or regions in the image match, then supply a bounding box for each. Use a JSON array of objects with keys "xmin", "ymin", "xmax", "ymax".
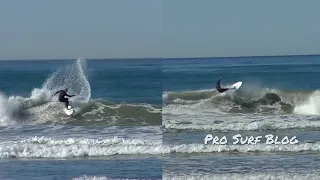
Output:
[{"xmin": 0, "ymin": 53, "xmax": 319, "ymax": 61}]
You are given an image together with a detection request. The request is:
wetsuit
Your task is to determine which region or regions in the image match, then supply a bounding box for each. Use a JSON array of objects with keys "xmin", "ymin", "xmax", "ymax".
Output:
[
  {"xmin": 53, "ymin": 90, "xmax": 74, "ymax": 108},
  {"xmin": 216, "ymin": 79, "xmax": 230, "ymax": 93}
]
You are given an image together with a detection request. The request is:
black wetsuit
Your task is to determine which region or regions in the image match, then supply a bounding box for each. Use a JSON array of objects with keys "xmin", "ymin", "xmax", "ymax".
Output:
[
  {"xmin": 53, "ymin": 90, "xmax": 74, "ymax": 108},
  {"xmin": 216, "ymin": 79, "xmax": 230, "ymax": 93}
]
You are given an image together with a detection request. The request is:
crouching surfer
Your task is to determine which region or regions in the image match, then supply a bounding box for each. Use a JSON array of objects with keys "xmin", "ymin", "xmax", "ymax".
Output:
[{"xmin": 52, "ymin": 88, "xmax": 75, "ymax": 109}]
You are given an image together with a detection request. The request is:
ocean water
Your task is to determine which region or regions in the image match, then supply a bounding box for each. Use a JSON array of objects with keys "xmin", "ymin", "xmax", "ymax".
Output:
[
  {"xmin": 0, "ymin": 58, "xmax": 162, "ymax": 180},
  {"xmin": 162, "ymin": 55, "xmax": 320, "ymax": 180},
  {"xmin": 3, "ymin": 56, "xmax": 320, "ymax": 179}
]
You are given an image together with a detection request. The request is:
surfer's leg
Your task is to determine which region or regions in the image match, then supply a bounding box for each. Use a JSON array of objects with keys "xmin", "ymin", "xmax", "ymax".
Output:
[
  {"xmin": 217, "ymin": 87, "xmax": 227, "ymax": 93},
  {"xmin": 64, "ymin": 98, "xmax": 70, "ymax": 109},
  {"xmin": 216, "ymin": 86, "xmax": 222, "ymax": 92},
  {"xmin": 60, "ymin": 98, "xmax": 69, "ymax": 108},
  {"xmin": 219, "ymin": 88, "xmax": 229, "ymax": 93},
  {"xmin": 65, "ymin": 100, "xmax": 69, "ymax": 109}
]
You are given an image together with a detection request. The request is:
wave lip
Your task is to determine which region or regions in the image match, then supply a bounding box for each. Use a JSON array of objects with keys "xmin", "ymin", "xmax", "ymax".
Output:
[{"xmin": 294, "ymin": 90, "xmax": 320, "ymax": 115}]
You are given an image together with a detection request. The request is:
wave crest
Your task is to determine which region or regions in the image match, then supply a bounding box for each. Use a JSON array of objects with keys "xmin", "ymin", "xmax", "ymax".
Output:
[{"xmin": 1, "ymin": 138, "xmax": 319, "ymax": 159}]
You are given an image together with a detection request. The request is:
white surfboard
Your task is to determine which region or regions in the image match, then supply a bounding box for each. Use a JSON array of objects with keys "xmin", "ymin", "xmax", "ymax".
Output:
[
  {"xmin": 64, "ymin": 106, "xmax": 74, "ymax": 115},
  {"xmin": 231, "ymin": 81, "xmax": 242, "ymax": 90}
]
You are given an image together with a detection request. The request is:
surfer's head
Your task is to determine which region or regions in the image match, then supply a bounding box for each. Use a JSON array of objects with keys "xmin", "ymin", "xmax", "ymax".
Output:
[{"xmin": 65, "ymin": 88, "xmax": 68, "ymax": 92}]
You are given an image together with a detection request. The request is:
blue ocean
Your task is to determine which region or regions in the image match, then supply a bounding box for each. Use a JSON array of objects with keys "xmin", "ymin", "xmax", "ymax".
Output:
[
  {"xmin": 2, "ymin": 56, "xmax": 320, "ymax": 180},
  {"xmin": 0, "ymin": 58, "xmax": 162, "ymax": 180},
  {"xmin": 162, "ymin": 55, "xmax": 320, "ymax": 180}
]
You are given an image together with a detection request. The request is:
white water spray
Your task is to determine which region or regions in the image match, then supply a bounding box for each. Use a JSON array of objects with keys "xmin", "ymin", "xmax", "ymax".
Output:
[{"xmin": 0, "ymin": 58, "xmax": 91, "ymax": 125}]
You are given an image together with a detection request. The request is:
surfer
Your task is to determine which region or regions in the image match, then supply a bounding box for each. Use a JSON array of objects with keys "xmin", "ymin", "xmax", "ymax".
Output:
[
  {"xmin": 52, "ymin": 88, "xmax": 75, "ymax": 109},
  {"xmin": 216, "ymin": 78, "xmax": 235, "ymax": 93}
]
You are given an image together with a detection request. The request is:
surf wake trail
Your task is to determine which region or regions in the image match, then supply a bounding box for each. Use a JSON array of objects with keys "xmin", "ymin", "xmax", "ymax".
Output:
[{"xmin": 0, "ymin": 58, "xmax": 91, "ymax": 125}]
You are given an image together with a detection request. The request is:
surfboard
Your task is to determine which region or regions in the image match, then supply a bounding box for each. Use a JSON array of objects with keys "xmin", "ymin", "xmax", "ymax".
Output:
[
  {"xmin": 64, "ymin": 106, "xmax": 74, "ymax": 115},
  {"xmin": 231, "ymin": 81, "xmax": 242, "ymax": 90}
]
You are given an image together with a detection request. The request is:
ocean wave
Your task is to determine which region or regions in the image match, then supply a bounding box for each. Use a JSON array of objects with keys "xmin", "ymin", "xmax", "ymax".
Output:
[
  {"xmin": 1, "ymin": 137, "xmax": 319, "ymax": 159},
  {"xmin": 0, "ymin": 96, "xmax": 160, "ymax": 126},
  {"xmin": 163, "ymin": 116, "xmax": 320, "ymax": 131},
  {"xmin": 0, "ymin": 58, "xmax": 161, "ymax": 126},
  {"xmin": 0, "ymin": 136, "xmax": 162, "ymax": 158},
  {"xmin": 165, "ymin": 143, "xmax": 320, "ymax": 153},
  {"xmin": 73, "ymin": 175, "xmax": 109, "ymax": 180},
  {"xmin": 162, "ymin": 87, "xmax": 320, "ymax": 131},
  {"xmin": 163, "ymin": 172, "xmax": 320, "ymax": 180},
  {"xmin": 73, "ymin": 175, "xmax": 158, "ymax": 180},
  {"xmin": 163, "ymin": 88, "xmax": 320, "ymax": 115}
]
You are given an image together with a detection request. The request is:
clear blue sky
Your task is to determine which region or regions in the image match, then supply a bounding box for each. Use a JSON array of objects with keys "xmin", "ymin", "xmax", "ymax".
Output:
[
  {"xmin": 0, "ymin": 0, "xmax": 162, "ymax": 60},
  {"xmin": 164, "ymin": 0, "xmax": 320, "ymax": 58},
  {"xmin": 1, "ymin": 0, "xmax": 320, "ymax": 59}
]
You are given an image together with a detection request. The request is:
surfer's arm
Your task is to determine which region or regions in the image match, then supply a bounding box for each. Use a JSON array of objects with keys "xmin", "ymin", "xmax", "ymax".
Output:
[
  {"xmin": 52, "ymin": 91, "xmax": 59, "ymax": 97},
  {"xmin": 66, "ymin": 93, "xmax": 75, "ymax": 97}
]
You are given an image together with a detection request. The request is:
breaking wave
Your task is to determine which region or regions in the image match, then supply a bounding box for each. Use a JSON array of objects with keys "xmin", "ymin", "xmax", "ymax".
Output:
[
  {"xmin": 73, "ymin": 175, "xmax": 109, "ymax": 180},
  {"xmin": 163, "ymin": 88, "xmax": 320, "ymax": 115},
  {"xmin": 0, "ymin": 96, "xmax": 160, "ymax": 126},
  {"xmin": 162, "ymin": 87, "xmax": 320, "ymax": 131},
  {"xmin": 0, "ymin": 136, "xmax": 162, "ymax": 158},
  {"xmin": 73, "ymin": 175, "xmax": 159, "ymax": 180},
  {"xmin": 0, "ymin": 58, "xmax": 160, "ymax": 126},
  {"xmin": 163, "ymin": 172, "xmax": 320, "ymax": 180},
  {"xmin": 0, "ymin": 137, "xmax": 319, "ymax": 159}
]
